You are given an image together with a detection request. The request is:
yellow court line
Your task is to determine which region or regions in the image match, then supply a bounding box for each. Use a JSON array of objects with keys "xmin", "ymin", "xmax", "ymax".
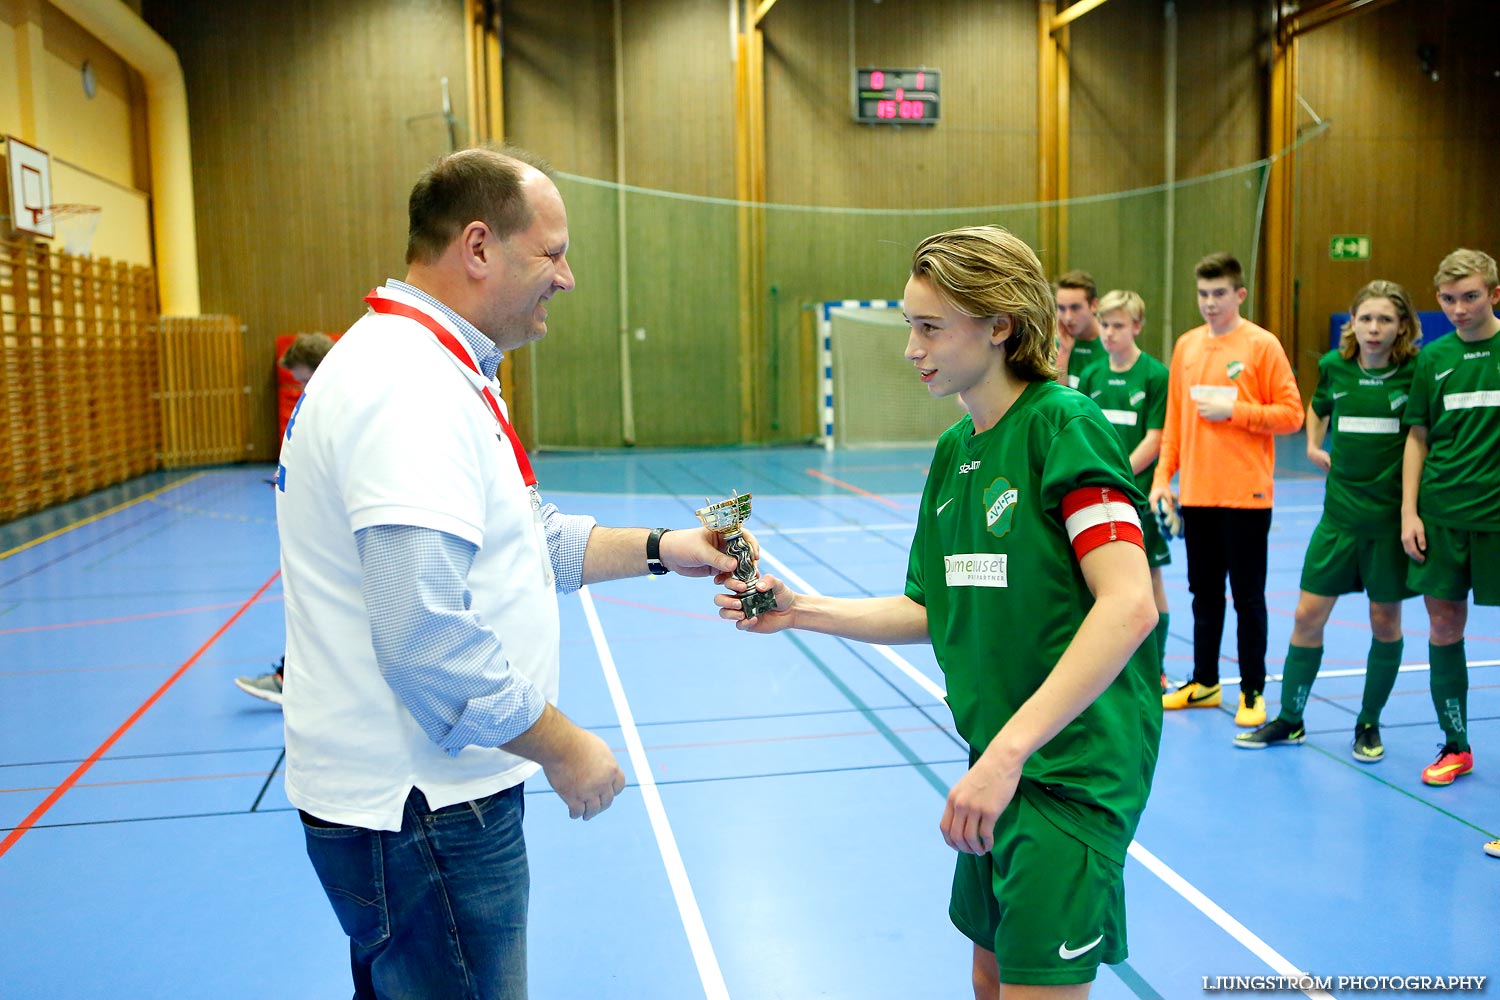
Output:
[{"xmin": 0, "ymin": 472, "xmax": 207, "ymax": 561}]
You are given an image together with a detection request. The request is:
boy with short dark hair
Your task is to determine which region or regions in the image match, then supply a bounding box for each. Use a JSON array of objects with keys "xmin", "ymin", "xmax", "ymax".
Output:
[
  {"xmin": 1151, "ymin": 252, "xmax": 1304, "ymax": 727},
  {"xmin": 1401, "ymin": 248, "xmax": 1500, "ymax": 788},
  {"xmin": 1055, "ymin": 269, "xmax": 1104, "ymax": 388}
]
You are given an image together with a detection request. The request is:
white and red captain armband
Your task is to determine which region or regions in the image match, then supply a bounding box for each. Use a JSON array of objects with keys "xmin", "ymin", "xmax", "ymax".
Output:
[{"xmin": 1061, "ymin": 486, "xmax": 1145, "ymax": 560}]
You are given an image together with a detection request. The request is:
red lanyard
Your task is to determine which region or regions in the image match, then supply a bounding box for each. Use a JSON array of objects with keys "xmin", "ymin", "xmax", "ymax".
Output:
[{"xmin": 364, "ymin": 290, "xmax": 537, "ymax": 487}]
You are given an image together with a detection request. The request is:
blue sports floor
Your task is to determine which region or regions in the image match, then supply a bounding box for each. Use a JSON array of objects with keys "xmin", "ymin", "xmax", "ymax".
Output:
[{"xmin": 1, "ymin": 446, "xmax": 1496, "ymax": 999}]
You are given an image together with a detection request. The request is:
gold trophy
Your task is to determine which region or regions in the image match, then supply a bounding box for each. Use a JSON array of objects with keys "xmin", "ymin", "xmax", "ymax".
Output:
[{"xmin": 695, "ymin": 491, "xmax": 778, "ymax": 618}]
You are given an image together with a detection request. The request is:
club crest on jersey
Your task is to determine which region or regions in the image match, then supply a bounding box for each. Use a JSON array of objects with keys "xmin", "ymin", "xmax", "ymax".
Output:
[
  {"xmin": 984, "ymin": 477, "xmax": 1019, "ymax": 538},
  {"xmin": 1388, "ymin": 389, "xmax": 1408, "ymax": 411},
  {"xmin": 1129, "ymin": 390, "xmax": 1146, "ymax": 406},
  {"xmin": 1226, "ymin": 360, "xmax": 1245, "ymax": 380}
]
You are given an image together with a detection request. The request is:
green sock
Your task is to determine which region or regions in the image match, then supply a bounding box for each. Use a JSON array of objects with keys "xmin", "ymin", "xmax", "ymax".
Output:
[
  {"xmin": 1277, "ymin": 645, "xmax": 1323, "ymax": 724},
  {"xmin": 1357, "ymin": 637, "xmax": 1404, "ymax": 728},
  {"xmin": 1429, "ymin": 640, "xmax": 1469, "ymax": 751},
  {"xmin": 1153, "ymin": 612, "xmax": 1170, "ymax": 672}
]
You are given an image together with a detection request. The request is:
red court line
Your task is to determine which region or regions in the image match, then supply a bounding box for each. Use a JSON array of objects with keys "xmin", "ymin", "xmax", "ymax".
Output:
[
  {"xmin": 0, "ymin": 594, "xmax": 283, "ymax": 636},
  {"xmin": 0, "ymin": 569, "xmax": 281, "ymax": 860},
  {"xmin": 803, "ymin": 468, "xmax": 905, "ymax": 509}
]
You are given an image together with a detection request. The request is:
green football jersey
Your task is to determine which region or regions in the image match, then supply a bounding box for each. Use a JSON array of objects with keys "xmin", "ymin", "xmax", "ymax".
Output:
[
  {"xmin": 1309, "ymin": 350, "xmax": 1415, "ymax": 535},
  {"xmin": 1065, "ymin": 336, "xmax": 1104, "ymax": 389},
  {"xmin": 1077, "ymin": 351, "xmax": 1169, "ymax": 498},
  {"xmin": 1404, "ymin": 331, "xmax": 1500, "ymax": 530},
  {"xmin": 904, "ymin": 380, "xmax": 1162, "ymax": 864}
]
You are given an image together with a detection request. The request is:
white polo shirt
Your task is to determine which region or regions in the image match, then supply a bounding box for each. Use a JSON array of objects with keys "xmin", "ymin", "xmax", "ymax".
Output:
[{"xmin": 277, "ymin": 287, "xmax": 559, "ymax": 831}]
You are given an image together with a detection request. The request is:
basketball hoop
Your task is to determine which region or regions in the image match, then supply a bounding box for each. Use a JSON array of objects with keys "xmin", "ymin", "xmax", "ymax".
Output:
[{"xmin": 37, "ymin": 203, "xmax": 102, "ymax": 257}]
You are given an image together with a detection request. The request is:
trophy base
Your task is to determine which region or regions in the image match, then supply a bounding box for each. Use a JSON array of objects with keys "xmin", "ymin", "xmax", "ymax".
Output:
[{"xmin": 740, "ymin": 587, "xmax": 779, "ymax": 619}]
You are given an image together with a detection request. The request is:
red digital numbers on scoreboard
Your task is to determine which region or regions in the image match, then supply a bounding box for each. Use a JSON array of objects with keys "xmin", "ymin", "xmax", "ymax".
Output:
[{"xmin": 854, "ymin": 67, "xmax": 940, "ymax": 125}]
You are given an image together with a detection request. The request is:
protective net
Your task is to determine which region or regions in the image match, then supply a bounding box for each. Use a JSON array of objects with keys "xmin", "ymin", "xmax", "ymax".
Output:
[
  {"xmin": 540, "ymin": 159, "xmax": 1273, "ymax": 450},
  {"xmin": 825, "ymin": 305, "xmax": 969, "ymax": 448}
]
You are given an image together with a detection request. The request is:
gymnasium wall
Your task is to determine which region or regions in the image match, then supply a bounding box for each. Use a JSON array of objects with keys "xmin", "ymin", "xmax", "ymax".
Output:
[
  {"xmin": 1293, "ymin": 0, "xmax": 1500, "ymax": 390},
  {"xmin": 0, "ymin": 0, "xmax": 152, "ymax": 266},
  {"xmin": 143, "ymin": 0, "xmax": 469, "ymax": 462},
  {"xmin": 131, "ymin": 0, "xmax": 1500, "ymax": 454},
  {"xmin": 501, "ymin": 0, "xmax": 1278, "ymax": 448}
]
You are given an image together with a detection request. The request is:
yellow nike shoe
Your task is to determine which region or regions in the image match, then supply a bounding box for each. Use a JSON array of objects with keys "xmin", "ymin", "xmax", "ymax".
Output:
[
  {"xmin": 1162, "ymin": 681, "xmax": 1221, "ymax": 710},
  {"xmin": 1235, "ymin": 692, "xmax": 1267, "ymax": 728}
]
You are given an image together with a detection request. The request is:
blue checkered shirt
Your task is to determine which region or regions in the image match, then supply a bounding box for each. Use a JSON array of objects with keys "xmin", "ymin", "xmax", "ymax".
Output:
[{"xmin": 356, "ymin": 280, "xmax": 596, "ymax": 755}]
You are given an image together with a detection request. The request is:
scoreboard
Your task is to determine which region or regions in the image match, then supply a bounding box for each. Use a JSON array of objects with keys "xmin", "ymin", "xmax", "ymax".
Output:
[{"xmin": 853, "ymin": 67, "xmax": 940, "ymax": 125}]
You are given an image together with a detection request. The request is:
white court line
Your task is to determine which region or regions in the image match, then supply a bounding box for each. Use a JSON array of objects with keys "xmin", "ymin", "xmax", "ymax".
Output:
[
  {"xmin": 757, "ymin": 551, "xmax": 1330, "ymax": 999},
  {"xmin": 1127, "ymin": 843, "xmax": 1334, "ymax": 1000},
  {"xmin": 579, "ymin": 587, "xmax": 731, "ymax": 1000},
  {"xmin": 1217, "ymin": 659, "xmax": 1500, "ymax": 686},
  {"xmin": 766, "ymin": 522, "xmax": 914, "ymax": 536},
  {"xmin": 759, "ymin": 547, "xmax": 946, "ymax": 702}
]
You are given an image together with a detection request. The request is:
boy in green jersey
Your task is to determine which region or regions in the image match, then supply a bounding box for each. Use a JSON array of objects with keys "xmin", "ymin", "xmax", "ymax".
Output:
[
  {"xmin": 1077, "ymin": 291, "xmax": 1172, "ymax": 690},
  {"xmin": 1056, "ymin": 270, "xmax": 1105, "ymax": 388},
  {"xmin": 1235, "ymin": 280, "xmax": 1420, "ymax": 761},
  {"xmin": 719, "ymin": 227, "xmax": 1161, "ymax": 997},
  {"xmin": 1401, "ymin": 248, "xmax": 1500, "ymax": 788}
]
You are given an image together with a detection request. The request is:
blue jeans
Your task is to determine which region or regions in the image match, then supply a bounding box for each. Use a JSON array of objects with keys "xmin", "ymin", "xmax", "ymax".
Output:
[{"xmin": 301, "ymin": 784, "xmax": 529, "ymax": 1000}]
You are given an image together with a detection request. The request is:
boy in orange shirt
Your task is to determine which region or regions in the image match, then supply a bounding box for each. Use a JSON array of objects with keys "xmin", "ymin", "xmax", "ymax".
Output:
[{"xmin": 1150, "ymin": 253, "xmax": 1304, "ymax": 726}]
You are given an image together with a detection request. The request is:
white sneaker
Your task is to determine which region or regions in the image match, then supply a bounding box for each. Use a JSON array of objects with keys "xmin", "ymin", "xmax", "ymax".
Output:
[{"xmin": 234, "ymin": 668, "xmax": 283, "ymax": 706}]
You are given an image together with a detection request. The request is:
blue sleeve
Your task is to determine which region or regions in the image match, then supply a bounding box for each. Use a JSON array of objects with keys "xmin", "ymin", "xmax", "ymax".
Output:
[
  {"xmin": 356, "ymin": 523, "xmax": 546, "ymax": 756},
  {"xmin": 541, "ymin": 502, "xmax": 595, "ymax": 594}
]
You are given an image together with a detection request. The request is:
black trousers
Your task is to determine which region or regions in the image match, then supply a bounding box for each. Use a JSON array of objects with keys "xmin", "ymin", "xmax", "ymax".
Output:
[{"xmin": 1181, "ymin": 506, "xmax": 1273, "ymax": 695}]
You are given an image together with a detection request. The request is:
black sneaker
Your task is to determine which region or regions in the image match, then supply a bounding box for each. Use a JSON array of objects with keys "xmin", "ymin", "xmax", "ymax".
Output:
[
  {"xmin": 1233, "ymin": 718, "xmax": 1306, "ymax": 749},
  {"xmin": 1351, "ymin": 723, "xmax": 1383, "ymax": 763}
]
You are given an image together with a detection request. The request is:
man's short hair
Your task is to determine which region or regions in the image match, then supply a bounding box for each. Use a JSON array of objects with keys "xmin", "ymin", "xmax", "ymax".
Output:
[
  {"xmin": 279, "ymin": 332, "xmax": 335, "ymax": 372},
  {"xmin": 1194, "ymin": 252, "xmax": 1244, "ymax": 290},
  {"xmin": 1096, "ymin": 289, "xmax": 1145, "ymax": 325},
  {"xmin": 1054, "ymin": 269, "xmax": 1098, "ymax": 302},
  {"xmin": 1433, "ymin": 248, "xmax": 1498, "ymax": 291},
  {"xmin": 405, "ymin": 144, "xmax": 555, "ymax": 266}
]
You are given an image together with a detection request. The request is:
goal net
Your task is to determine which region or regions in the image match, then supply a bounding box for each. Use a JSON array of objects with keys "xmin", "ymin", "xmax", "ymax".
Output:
[{"xmin": 819, "ymin": 301, "xmax": 967, "ymax": 449}]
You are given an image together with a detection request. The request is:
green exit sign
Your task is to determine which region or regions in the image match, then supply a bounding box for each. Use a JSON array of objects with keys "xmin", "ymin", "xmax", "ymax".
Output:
[{"xmin": 1330, "ymin": 235, "xmax": 1371, "ymax": 260}]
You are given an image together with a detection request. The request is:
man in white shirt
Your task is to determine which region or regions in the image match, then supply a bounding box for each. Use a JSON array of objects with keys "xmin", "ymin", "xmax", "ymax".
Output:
[{"xmin": 276, "ymin": 145, "xmax": 738, "ymax": 999}]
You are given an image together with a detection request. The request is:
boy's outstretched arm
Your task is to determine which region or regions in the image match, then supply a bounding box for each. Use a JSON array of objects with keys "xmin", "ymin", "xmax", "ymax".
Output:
[{"xmin": 716, "ymin": 575, "xmax": 929, "ymax": 644}]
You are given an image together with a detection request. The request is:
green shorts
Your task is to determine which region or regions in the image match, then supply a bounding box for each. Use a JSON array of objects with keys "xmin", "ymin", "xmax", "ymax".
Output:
[
  {"xmin": 949, "ymin": 788, "xmax": 1127, "ymax": 985},
  {"xmin": 1407, "ymin": 521, "xmax": 1500, "ymax": 605},
  {"xmin": 1141, "ymin": 506, "xmax": 1171, "ymax": 569},
  {"xmin": 1299, "ymin": 519, "xmax": 1414, "ymax": 603}
]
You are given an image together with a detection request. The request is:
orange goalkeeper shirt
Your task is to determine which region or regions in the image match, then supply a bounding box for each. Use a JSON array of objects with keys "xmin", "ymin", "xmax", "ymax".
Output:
[{"xmin": 1151, "ymin": 318, "xmax": 1304, "ymax": 509}]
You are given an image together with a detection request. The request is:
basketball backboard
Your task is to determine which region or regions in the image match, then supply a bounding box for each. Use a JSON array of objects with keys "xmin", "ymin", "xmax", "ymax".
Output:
[{"xmin": 5, "ymin": 136, "xmax": 54, "ymax": 239}]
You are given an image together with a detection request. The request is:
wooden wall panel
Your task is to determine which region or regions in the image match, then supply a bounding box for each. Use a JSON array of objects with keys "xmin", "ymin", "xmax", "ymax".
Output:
[
  {"xmin": 614, "ymin": 0, "xmax": 738, "ymax": 447},
  {"xmin": 499, "ymin": 0, "xmax": 620, "ymax": 448},
  {"xmin": 758, "ymin": 0, "xmax": 1038, "ymax": 440},
  {"xmin": 0, "ymin": 238, "xmax": 157, "ymax": 521},
  {"xmin": 144, "ymin": 0, "xmax": 468, "ymax": 462},
  {"xmin": 158, "ymin": 315, "xmax": 250, "ymax": 468},
  {"xmin": 1293, "ymin": 0, "xmax": 1500, "ymax": 391},
  {"xmin": 1175, "ymin": 0, "xmax": 1265, "ymax": 179},
  {"xmin": 1069, "ymin": 0, "xmax": 1166, "ymax": 198},
  {"xmin": 504, "ymin": 0, "xmax": 740, "ymax": 448},
  {"xmin": 763, "ymin": 0, "xmax": 1035, "ymax": 211}
]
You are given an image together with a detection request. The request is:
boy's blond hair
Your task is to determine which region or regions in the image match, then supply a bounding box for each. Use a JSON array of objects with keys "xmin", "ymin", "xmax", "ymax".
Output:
[
  {"xmin": 1096, "ymin": 289, "xmax": 1145, "ymax": 325},
  {"xmin": 1433, "ymin": 248, "xmax": 1498, "ymax": 291},
  {"xmin": 911, "ymin": 226, "xmax": 1059, "ymax": 383},
  {"xmin": 1338, "ymin": 280, "xmax": 1422, "ymax": 365}
]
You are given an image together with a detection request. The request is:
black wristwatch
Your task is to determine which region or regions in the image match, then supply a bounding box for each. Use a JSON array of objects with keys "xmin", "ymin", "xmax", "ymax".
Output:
[{"xmin": 646, "ymin": 527, "xmax": 672, "ymax": 575}]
